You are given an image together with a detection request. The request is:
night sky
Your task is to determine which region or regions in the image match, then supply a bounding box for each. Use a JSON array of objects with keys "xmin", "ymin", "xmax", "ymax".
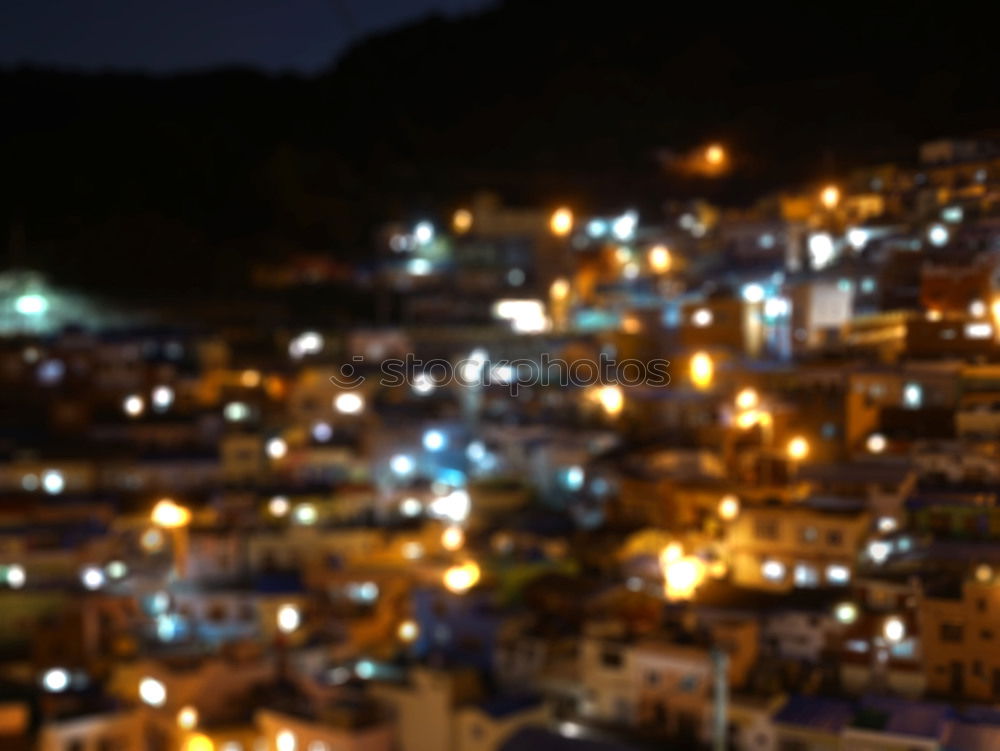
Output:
[{"xmin": 0, "ymin": 0, "xmax": 494, "ymax": 73}]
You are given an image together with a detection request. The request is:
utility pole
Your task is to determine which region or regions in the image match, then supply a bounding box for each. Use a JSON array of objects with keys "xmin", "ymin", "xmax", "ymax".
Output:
[{"xmin": 712, "ymin": 646, "xmax": 729, "ymax": 751}]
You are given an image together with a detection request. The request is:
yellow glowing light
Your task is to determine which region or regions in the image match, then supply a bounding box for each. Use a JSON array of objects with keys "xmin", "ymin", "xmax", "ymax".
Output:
[
  {"xmin": 787, "ymin": 436, "xmax": 810, "ymax": 461},
  {"xmin": 550, "ymin": 278, "xmax": 570, "ymax": 301},
  {"xmin": 659, "ymin": 542, "xmax": 683, "ymax": 569},
  {"xmin": 240, "ymin": 369, "xmax": 261, "ymax": 388},
  {"xmin": 443, "ymin": 561, "xmax": 481, "ymax": 594},
  {"xmin": 550, "ymin": 207, "xmax": 573, "ymax": 236},
  {"xmin": 151, "ymin": 499, "xmax": 191, "ymax": 529},
  {"xmin": 648, "ymin": 245, "xmax": 671, "ymax": 273},
  {"xmin": 664, "ymin": 556, "xmax": 706, "ymax": 601},
  {"xmin": 184, "ymin": 735, "xmax": 213, "ymax": 751},
  {"xmin": 705, "ymin": 144, "xmax": 725, "ymax": 166},
  {"xmin": 453, "ymin": 208, "xmax": 473, "ymax": 234},
  {"xmin": 177, "ymin": 706, "xmax": 199, "ymax": 730},
  {"xmin": 690, "ymin": 352, "xmax": 714, "ymax": 390},
  {"xmin": 976, "ymin": 564, "xmax": 993, "ymax": 583},
  {"xmin": 820, "ymin": 185, "xmax": 840, "ymax": 210},
  {"xmin": 398, "ymin": 619, "xmax": 419, "ymax": 642},
  {"xmin": 735, "ymin": 388, "xmax": 759, "ymax": 411},
  {"xmin": 621, "ymin": 315, "xmax": 642, "ymax": 334},
  {"xmin": 735, "ymin": 409, "xmax": 763, "ymax": 430},
  {"xmin": 718, "ymin": 494, "xmax": 740, "ymax": 521},
  {"xmin": 596, "ymin": 385, "xmax": 624, "ymax": 417},
  {"xmin": 441, "ymin": 526, "xmax": 465, "ymax": 552}
]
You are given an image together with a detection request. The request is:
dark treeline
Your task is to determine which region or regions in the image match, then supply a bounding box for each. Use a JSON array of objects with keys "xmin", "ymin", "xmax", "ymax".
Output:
[{"xmin": 2, "ymin": 0, "xmax": 998, "ymax": 297}]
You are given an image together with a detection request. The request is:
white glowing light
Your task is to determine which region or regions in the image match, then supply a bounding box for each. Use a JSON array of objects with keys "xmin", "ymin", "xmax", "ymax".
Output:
[
  {"xmin": 742, "ymin": 284, "xmax": 765, "ymax": 303},
  {"xmin": 866, "ymin": 433, "xmax": 887, "ymax": 454},
  {"xmin": 224, "ymin": 402, "xmax": 251, "ymax": 421},
  {"xmin": 764, "ymin": 298, "xmax": 789, "ymax": 318},
  {"xmin": 611, "ymin": 210, "xmax": 638, "ymax": 241},
  {"xmin": 266, "ymin": 438, "xmax": 288, "ymax": 460},
  {"xmin": 414, "ymin": 222, "xmax": 434, "ymax": 245},
  {"xmin": 966, "ymin": 322, "xmax": 993, "ymax": 339},
  {"xmin": 269, "ymin": 496, "xmax": 290, "ymax": 517},
  {"xmin": 493, "ymin": 299, "xmax": 548, "ymax": 333},
  {"xmin": 151, "ymin": 385, "xmax": 174, "ymax": 411},
  {"xmin": 42, "ymin": 470, "xmax": 64, "ymax": 495},
  {"xmin": 808, "ymin": 233, "xmax": 835, "ymax": 268},
  {"xmin": 826, "ymin": 564, "xmax": 850, "ymax": 585},
  {"xmin": 293, "ymin": 504, "xmax": 317, "ymax": 526},
  {"xmin": 423, "ymin": 429, "xmax": 447, "ymax": 452},
  {"xmin": 356, "ymin": 660, "xmax": 375, "ymax": 679},
  {"xmin": 587, "ymin": 219, "xmax": 607, "ymax": 237},
  {"xmin": 847, "ymin": 228, "xmax": 869, "ymax": 250},
  {"xmin": 81, "ymin": 566, "xmax": 105, "ymax": 591},
  {"xmin": 42, "ymin": 668, "xmax": 69, "ymax": 692},
  {"xmin": 835, "ymin": 602, "xmax": 859, "ymax": 624},
  {"xmin": 334, "ymin": 392, "xmax": 364, "ymax": 415},
  {"xmin": 139, "ymin": 677, "xmax": 167, "ymax": 707},
  {"xmin": 564, "ymin": 466, "xmax": 584, "ymax": 491},
  {"xmin": 106, "ymin": 561, "xmax": 127, "ymax": 579},
  {"xmin": 883, "ymin": 616, "xmax": 906, "ymax": 643},
  {"xmin": 927, "ymin": 224, "xmax": 949, "ymax": 247},
  {"xmin": 868, "ymin": 540, "xmax": 892, "ymax": 564},
  {"xmin": 466, "ymin": 441, "xmax": 486, "ymax": 462},
  {"xmin": 6, "ymin": 564, "xmax": 26, "ymax": 589},
  {"xmin": 459, "ymin": 349, "xmax": 488, "ymax": 384},
  {"xmin": 276, "ymin": 730, "xmax": 297, "ymax": 751},
  {"xmin": 412, "ymin": 373, "xmax": 436, "ymax": 396},
  {"xmin": 903, "ymin": 382, "xmax": 922, "ymax": 409},
  {"xmin": 277, "ymin": 604, "xmax": 301, "ymax": 634},
  {"xmin": 390, "ymin": 454, "xmax": 415, "ymax": 476},
  {"xmin": 123, "ymin": 394, "xmax": 145, "ymax": 418},
  {"xmin": 691, "ymin": 308, "xmax": 713, "ymax": 327},
  {"xmin": 15, "ymin": 293, "xmax": 48, "ymax": 316},
  {"xmin": 761, "ymin": 560, "xmax": 786, "ymax": 582},
  {"xmin": 878, "ymin": 517, "xmax": 898, "ymax": 534},
  {"xmin": 312, "ymin": 421, "xmax": 332, "ymax": 442},
  {"xmin": 429, "ymin": 489, "xmax": 471, "ymax": 523},
  {"xmin": 400, "ymin": 497, "xmax": 422, "ymax": 517},
  {"xmin": 289, "ymin": 331, "xmax": 323, "ymax": 359}
]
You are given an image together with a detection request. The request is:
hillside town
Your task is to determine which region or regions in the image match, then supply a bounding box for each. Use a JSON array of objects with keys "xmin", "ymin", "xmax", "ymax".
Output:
[{"xmin": 5, "ymin": 136, "xmax": 1000, "ymax": 751}]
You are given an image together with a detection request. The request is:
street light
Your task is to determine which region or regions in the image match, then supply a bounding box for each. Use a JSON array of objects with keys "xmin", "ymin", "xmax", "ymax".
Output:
[
  {"xmin": 151, "ymin": 499, "xmax": 191, "ymax": 529},
  {"xmin": 735, "ymin": 388, "xmax": 759, "ymax": 411},
  {"xmin": 441, "ymin": 526, "xmax": 464, "ymax": 551},
  {"xmin": 398, "ymin": 619, "xmax": 419, "ymax": 642},
  {"xmin": 718, "ymin": 495, "xmax": 740, "ymax": 521},
  {"xmin": 443, "ymin": 561, "xmax": 480, "ymax": 594},
  {"xmin": 690, "ymin": 352, "xmax": 714, "ymax": 390},
  {"xmin": 820, "ymin": 185, "xmax": 840, "ymax": 210},
  {"xmin": 550, "ymin": 208, "xmax": 573, "ymax": 236},
  {"xmin": 276, "ymin": 604, "xmax": 301, "ymax": 634},
  {"xmin": 648, "ymin": 245, "xmax": 672, "ymax": 273},
  {"xmin": 883, "ymin": 616, "xmax": 906, "ymax": 643},
  {"xmin": 177, "ymin": 706, "xmax": 199, "ymax": 730},
  {"xmin": 787, "ymin": 436, "xmax": 809, "ymax": 462},
  {"xmin": 452, "ymin": 209, "xmax": 473, "ymax": 234},
  {"xmin": 705, "ymin": 144, "xmax": 726, "ymax": 167},
  {"xmin": 663, "ymin": 556, "xmax": 706, "ymax": 601},
  {"xmin": 596, "ymin": 385, "xmax": 624, "ymax": 417}
]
